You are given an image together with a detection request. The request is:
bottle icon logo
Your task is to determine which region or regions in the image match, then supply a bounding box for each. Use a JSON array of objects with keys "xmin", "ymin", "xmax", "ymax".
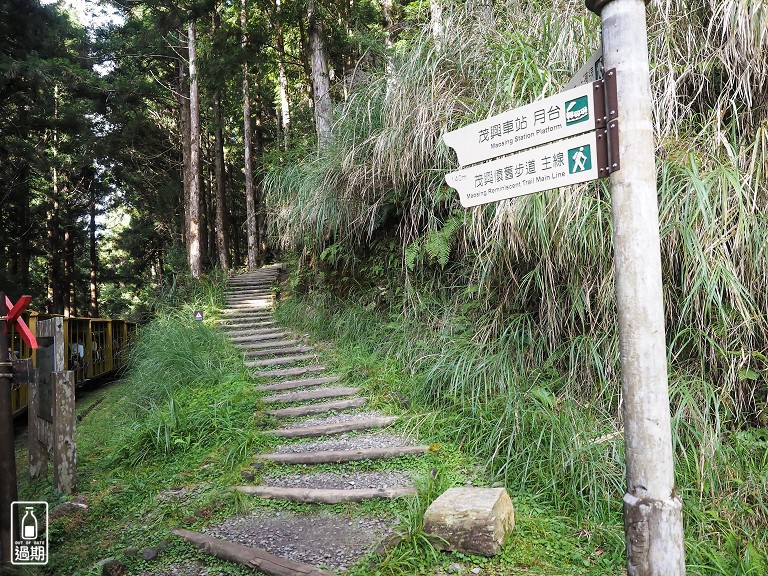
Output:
[
  {"xmin": 11, "ymin": 501, "xmax": 48, "ymax": 565},
  {"xmin": 21, "ymin": 507, "xmax": 38, "ymax": 540}
]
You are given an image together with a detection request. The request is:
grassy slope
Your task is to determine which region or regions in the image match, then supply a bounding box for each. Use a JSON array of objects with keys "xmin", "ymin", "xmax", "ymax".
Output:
[
  {"xmin": 273, "ymin": 286, "xmax": 768, "ymax": 576},
  {"xmin": 11, "ymin": 272, "xmax": 626, "ymax": 576}
]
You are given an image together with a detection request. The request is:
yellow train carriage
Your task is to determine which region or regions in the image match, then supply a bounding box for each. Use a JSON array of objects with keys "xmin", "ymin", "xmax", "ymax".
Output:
[{"xmin": 8, "ymin": 312, "xmax": 136, "ymax": 417}]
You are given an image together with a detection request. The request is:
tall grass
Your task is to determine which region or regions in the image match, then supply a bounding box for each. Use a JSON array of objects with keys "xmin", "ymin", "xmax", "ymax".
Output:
[
  {"xmin": 107, "ymin": 276, "xmax": 262, "ymax": 467},
  {"xmin": 266, "ymin": 1, "xmax": 768, "ymax": 572}
]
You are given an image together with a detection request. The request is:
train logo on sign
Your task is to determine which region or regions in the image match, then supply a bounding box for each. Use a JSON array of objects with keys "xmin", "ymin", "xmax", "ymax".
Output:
[{"xmin": 565, "ymin": 96, "xmax": 590, "ymax": 126}]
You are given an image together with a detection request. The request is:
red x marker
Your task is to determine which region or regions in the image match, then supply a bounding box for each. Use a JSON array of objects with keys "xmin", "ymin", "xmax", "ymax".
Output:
[{"xmin": 5, "ymin": 295, "xmax": 38, "ymax": 350}]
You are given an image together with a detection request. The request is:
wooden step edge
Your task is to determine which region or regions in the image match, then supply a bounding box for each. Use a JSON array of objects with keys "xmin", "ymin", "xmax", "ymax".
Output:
[
  {"xmin": 246, "ymin": 354, "xmax": 317, "ymax": 367},
  {"xmin": 216, "ymin": 320, "xmax": 277, "ymax": 326},
  {"xmin": 264, "ymin": 397, "xmax": 366, "ymax": 418},
  {"xmin": 257, "ymin": 365, "xmax": 327, "ymax": 378},
  {"xmin": 220, "ymin": 311, "xmax": 274, "ymax": 317},
  {"xmin": 257, "ymin": 445, "xmax": 430, "ymax": 465},
  {"xmin": 172, "ymin": 528, "xmax": 334, "ymax": 576},
  {"xmin": 235, "ymin": 339, "xmax": 300, "ymax": 350},
  {"xmin": 230, "ymin": 485, "xmax": 417, "ymax": 504},
  {"xmin": 265, "ymin": 416, "xmax": 399, "ymax": 438},
  {"xmin": 256, "ymin": 375, "xmax": 343, "ymax": 392},
  {"xmin": 262, "ymin": 386, "xmax": 360, "ymax": 404},
  {"xmin": 227, "ymin": 331, "xmax": 291, "ymax": 341},
  {"xmin": 245, "ymin": 345, "xmax": 314, "ymax": 358},
  {"xmin": 225, "ymin": 295, "xmax": 273, "ymax": 301}
]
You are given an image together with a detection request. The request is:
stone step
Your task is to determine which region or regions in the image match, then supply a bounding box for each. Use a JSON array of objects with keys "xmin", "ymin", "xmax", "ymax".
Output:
[
  {"xmin": 257, "ymin": 365, "xmax": 327, "ymax": 378},
  {"xmin": 226, "ymin": 330, "xmax": 291, "ymax": 341},
  {"xmin": 226, "ymin": 286, "xmax": 273, "ymax": 293},
  {"xmin": 228, "ymin": 277, "xmax": 274, "ymax": 282},
  {"xmin": 222, "ymin": 299, "xmax": 273, "ymax": 306},
  {"xmin": 245, "ymin": 354, "xmax": 317, "ymax": 367},
  {"xmin": 223, "ymin": 302, "xmax": 271, "ymax": 309},
  {"xmin": 263, "ymin": 386, "xmax": 359, "ymax": 404},
  {"xmin": 264, "ymin": 397, "xmax": 366, "ymax": 418},
  {"xmin": 227, "ymin": 280, "xmax": 276, "ymax": 287},
  {"xmin": 256, "ymin": 375, "xmax": 343, "ymax": 392},
  {"xmin": 220, "ymin": 309, "xmax": 274, "ymax": 317},
  {"xmin": 218, "ymin": 315, "xmax": 275, "ymax": 322},
  {"xmin": 257, "ymin": 445, "xmax": 430, "ymax": 465},
  {"xmin": 231, "ymin": 485, "xmax": 416, "ymax": 504},
  {"xmin": 226, "ymin": 292, "xmax": 272, "ymax": 299},
  {"xmin": 218, "ymin": 320, "xmax": 277, "ymax": 329},
  {"xmin": 266, "ymin": 416, "xmax": 398, "ymax": 438},
  {"xmin": 235, "ymin": 339, "xmax": 300, "ymax": 350},
  {"xmin": 245, "ymin": 345, "xmax": 314, "ymax": 358}
]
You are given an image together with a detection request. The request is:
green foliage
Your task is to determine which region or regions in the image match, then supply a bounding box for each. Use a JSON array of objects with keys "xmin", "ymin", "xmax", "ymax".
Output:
[
  {"xmin": 275, "ymin": 290, "xmax": 768, "ymax": 573},
  {"xmin": 107, "ymin": 274, "xmax": 262, "ymax": 466}
]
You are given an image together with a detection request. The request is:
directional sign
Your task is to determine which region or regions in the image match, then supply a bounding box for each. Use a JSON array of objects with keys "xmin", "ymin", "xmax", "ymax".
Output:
[
  {"xmin": 445, "ymin": 131, "xmax": 608, "ymax": 208},
  {"xmin": 443, "ymin": 79, "xmax": 605, "ymax": 167},
  {"xmin": 565, "ymin": 46, "xmax": 604, "ymax": 90}
]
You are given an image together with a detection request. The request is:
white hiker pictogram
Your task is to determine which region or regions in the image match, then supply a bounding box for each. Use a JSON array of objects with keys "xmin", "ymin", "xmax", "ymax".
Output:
[{"xmin": 571, "ymin": 146, "xmax": 588, "ymax": 172}]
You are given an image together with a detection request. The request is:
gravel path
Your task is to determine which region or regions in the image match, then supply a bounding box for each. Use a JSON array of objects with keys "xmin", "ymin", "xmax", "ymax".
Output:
[
  {"xmin": 205, "ymin": 509, "xmax": 397, "ymax": 571},
  {"xmin": 261, "ymin": 470, "xmax": 414, "ymax": 490},
  {"xmin": 274, "ymin": 432, "xmax": 415, "ymax": 454},
  {"xmin": 285, "ymin": 411, "xmax": 392, "ymax": 429}
]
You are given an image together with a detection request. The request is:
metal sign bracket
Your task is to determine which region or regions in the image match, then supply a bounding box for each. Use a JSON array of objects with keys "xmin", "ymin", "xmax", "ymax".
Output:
[{"xmin": 596, "ymin": 120, "xmax": 621, "ymax": 177}]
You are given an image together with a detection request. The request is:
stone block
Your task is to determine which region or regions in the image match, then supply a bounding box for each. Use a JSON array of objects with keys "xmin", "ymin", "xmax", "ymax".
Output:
[{"xmin": 423, "ymin": 487, "xmax": 514, "ymax": 556}]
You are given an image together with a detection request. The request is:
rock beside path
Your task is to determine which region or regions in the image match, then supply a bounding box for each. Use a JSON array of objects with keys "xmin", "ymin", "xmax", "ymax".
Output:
[{"xmin": 423, "ymin": 487, "xmax": 515, "ymax": 557}]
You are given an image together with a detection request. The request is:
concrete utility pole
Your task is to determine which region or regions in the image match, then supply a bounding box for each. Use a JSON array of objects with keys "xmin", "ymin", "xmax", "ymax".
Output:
[
  {"xmin": 0, "ymin": 293, "xmax": 19, "ymax": 565},
  {"xmin": 584, "ymin": 1, "xmax": 685, "ymax": 575}
]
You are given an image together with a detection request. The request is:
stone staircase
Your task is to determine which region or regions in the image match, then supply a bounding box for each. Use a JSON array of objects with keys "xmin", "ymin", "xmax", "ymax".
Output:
[{"xmin": 175, "ymin": 265, "xmax": 428, "ymax": 574}]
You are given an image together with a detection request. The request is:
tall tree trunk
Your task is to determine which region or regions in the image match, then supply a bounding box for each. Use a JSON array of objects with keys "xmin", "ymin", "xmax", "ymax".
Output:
[
  {"xmin": 178, "ymin": 34, "xmax": 192, "ymax": 249},
  {"xmin": 298, "ymin": 17, "xmax": 314, "ymax": 105},
  {"xmin": 63, "ymin": 226, "xmax": 76, "ymax": 317},
  {"xmin": 18, "ymin": 165, "xmax": 31, "ymax": 292},
  {"xmin": 381, "ymin": 0, "xmax": 395, "ymax": 54},
  {"xmin": 213, "ymin": 10, "xmax": 231, "ymax": 271},
  {"xmin": 88, "ymin": 172, "xmax": 99, "ymax": 317},
  {"xmin": 241, "ymin": 0, "xmax": 259, "ymax": 269},
  {"xmin": 430, "ymin": 0, "xmax": 444, "ymax": 49},
  {"xmin": 228, "ymin": 163, "xmax": 242, "ymax": 267},
  {"xmin": 253, "ymin": 76, "xmax": 266, "ymax": 260},
  {"xmin": 48, "ymin": 87, "xmax": 64, "ymax": 314},
  {"xmin": 307, "ymin": 0, "xmax": 333, "ymax": 148},
  {"xmin": 270, "ymin": 0, "xmax": 291, "ymax": 149},
  {"xmin": 47, "ymin": 168, "xmax": 61, "ymax": 314},
  {"xmin": 187, "ymin": 19, "xmax": 203, "ymax": 278}
]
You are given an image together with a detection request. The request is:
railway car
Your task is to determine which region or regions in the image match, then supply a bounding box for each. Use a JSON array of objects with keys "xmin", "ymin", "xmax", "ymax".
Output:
[{"xmin": 8, "ymin": 311, "xmax": 136, "ymax": 417}]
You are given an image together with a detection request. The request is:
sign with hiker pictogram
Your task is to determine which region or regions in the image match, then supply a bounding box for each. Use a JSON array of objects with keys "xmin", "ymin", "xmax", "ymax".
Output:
[
  {"xmin": 445, "ymin": 131, "xmax": 606, "ymax": 207},
  {"xmin": 443, "ymin": 70, "xmax": 619, "ymax": 208}
]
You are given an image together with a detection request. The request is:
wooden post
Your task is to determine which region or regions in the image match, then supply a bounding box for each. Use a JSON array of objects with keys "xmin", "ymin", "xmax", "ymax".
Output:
[
  {"xmin": 0, "ymin": 293, "xmax": 18, "ymax": 565},
  {"xmin": 584, "ymin": 1, "xmax": 685, "ymax": 574},
  {"xmin": 53, "ymin": 371, "xmax": 76, "ymax": 494},
  {"xmin": 27, "ymin": 364, "xmax": 47, "ymax": 479},
  {"xmin": 28, "ymin": 318, "xmax": 75, "ymax": 493}
]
